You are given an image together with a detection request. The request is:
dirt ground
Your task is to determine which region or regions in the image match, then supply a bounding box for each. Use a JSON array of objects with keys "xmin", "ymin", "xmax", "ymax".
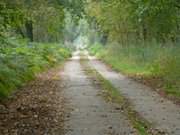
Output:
[{"xmin": 0, "ymin": 67, "xmax": 65, "ymax": 135}]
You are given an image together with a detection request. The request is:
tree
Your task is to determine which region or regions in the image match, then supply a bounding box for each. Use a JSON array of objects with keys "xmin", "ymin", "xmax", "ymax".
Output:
[{"xmin": 85, "ymin": 0, "xmax": 180, "ymax": 44}]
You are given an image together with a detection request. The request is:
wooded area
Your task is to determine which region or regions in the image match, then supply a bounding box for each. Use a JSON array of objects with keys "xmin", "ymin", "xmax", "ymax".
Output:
[
  {"xmin": 0, "ymin": 0, "xmax": 180, "ymax": 98},
  {"xmin": 0, "ymin": 1, "xmax": 180, "ymax": 135}
]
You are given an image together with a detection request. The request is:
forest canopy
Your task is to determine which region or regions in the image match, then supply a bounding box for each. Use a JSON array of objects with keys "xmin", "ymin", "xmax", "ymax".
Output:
[
  {"xmin": 1, "ymin": 0, "xmax": 179, "ymax": 44},
  {"xmin": 0, "ymin": 0, "xmax": 85, "ymax": 42},
  {"xmin": 85, "ymin": 0, "xmax": 180, "ymax": 44}
]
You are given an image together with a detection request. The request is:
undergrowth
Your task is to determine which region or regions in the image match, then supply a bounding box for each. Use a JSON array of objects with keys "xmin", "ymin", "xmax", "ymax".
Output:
[{"xmin": 0, "ymin": 38, "xmax": 71, "ymax": 98}]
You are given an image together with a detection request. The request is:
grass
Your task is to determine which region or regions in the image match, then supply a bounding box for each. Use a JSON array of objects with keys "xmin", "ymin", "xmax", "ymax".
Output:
[
  {"xmin": 89, "ymin": 43, "xmax": 180, "ymax": 99},
  {"xmin": 81, "ymin": 59, "xmax": 155, "ymax": 135}
]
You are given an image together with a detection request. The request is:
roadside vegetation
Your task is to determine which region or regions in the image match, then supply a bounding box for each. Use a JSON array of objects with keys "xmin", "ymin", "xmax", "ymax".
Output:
[{"xmin": 0, "ymin": 38, "xmax": 70, "ymax": 98}]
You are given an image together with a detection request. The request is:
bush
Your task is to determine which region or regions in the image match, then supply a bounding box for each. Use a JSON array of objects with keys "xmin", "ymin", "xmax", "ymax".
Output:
[
  {"xmin": 151, "ymin": 49, "xmax": 180, "ymax": 95},
  {"xmin": 0, "ymin": 38, "xmax": 71, "ymax": 98}
]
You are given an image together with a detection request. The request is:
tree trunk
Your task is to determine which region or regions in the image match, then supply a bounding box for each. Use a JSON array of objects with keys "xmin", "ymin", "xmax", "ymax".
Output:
[
  {"xmin": 142, "ymin": 24, "xmax": 147, "ymax": 42},
  {"xmin": 25, "ymin": 20, "xmax": 33, "ymax": 42},
  {"xmin": 16, "ymin": 27, "xmax": 25, "ymax": 38}
]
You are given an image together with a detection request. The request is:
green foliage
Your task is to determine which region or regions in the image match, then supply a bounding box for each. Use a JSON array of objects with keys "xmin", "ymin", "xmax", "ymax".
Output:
[
  {"xmin": 0, "ymin": 0, "xmax": 69, "ymax": 42},
  {"xmin": 0, "ymin": 38, "xmax": 70, "ymax": 98},
  {"xmin": 59, "ymin": 0, "xmax": 85, "ymax": 18},
  {"xmin": 89, "ymin": 43, "xmax": 103, "ymax": 55},
  {"xmin": 151, "ymin": 49, "xmax": 180, "ymax": 96},
  {"xmin": 86, "ymin": 0, "xmax": 180, "ymax": 43}
]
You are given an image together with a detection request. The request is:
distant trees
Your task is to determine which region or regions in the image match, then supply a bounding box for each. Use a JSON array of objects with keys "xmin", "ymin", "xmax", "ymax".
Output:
[
  {"xmin": 1, "ymin": 0, "xmax": 179, "ymax": 45},
  {"xmin": 0, "ymin": 0, "xmax": 88, "ymax": 43}
]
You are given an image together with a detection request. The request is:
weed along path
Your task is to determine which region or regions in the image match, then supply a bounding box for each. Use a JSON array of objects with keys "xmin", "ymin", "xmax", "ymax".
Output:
[
  {"xmin": 88, "ymin": 54, "xmax": 180, "ymax": 135},
  {"xmin": 61, "ymin": 52, "xmax": 136, "ymax": 135}
]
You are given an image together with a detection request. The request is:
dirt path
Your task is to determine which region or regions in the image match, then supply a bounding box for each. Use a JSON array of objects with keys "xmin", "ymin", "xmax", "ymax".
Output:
[
  {"xmin": 88, "ymin": 55, "xmax": 180, "ymax": 135},
  {"xmin": 62, "ymin": 53, "xmax": 136, "ymax": 135}
]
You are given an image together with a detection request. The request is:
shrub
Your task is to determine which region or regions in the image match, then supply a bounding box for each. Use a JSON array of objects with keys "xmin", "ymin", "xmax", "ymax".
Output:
[{"xmin": 0, "ymin": 38, "xmax": 70, "ymax": 98}]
